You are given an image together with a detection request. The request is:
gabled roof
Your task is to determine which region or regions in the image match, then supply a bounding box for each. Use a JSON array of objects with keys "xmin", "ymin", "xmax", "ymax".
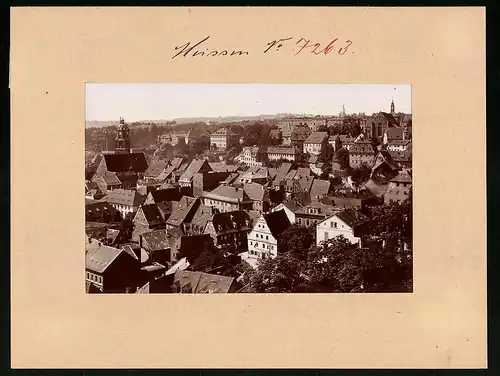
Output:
[
  {"xmin": 103, "ymin": 189, "xmax": 146, "ymax": 207},
  {"xmin": 141, "ymin": 230, "xmax": 170, "ymax": 252},
  {"xmin": 204, "ymin": 185, "xmax": 251, "ymax": 203},
  {"xmin": 243, "ymin": 182, "xmax": 269, "ymax": 202},
  {"xmin": 171, "ymin": 157, "xmax": 185, "ymax": 170},
  {"xmin": 209, "ymin": 210, "xmax": 252, "ymax": 235},
  {"xmin": 385, "ymin": 127, "xmax": 404, "ymax": 141},
  {"xmin": 277, "ymin": 162, "xmax": 292, "ymax": 177},
  {"xmin": 173, "ymin": 270, "xmax": 236, "ymax": 293},
  {"xmin": 190, "ymin": 204, "xmax": 215, "ymax": 231},
  {"xmin": 102, "ymin": 152, "xmax": 148, "ymax": 173},
  {"xmin": 263, "ymin": 210, "xmax": 291, "ymax": 239},
  {"xmin": 285, "ymin": 169, "xmax": 297, "ymax": 180},
  {"xmin": 99, "ymin": 173, "xmax": 122, "ymax": 186},
  {"xmin": 349, "ymin": 142, "xmax": 375, "ymax": 154},
  {"xmin": 85, "ymin": 201, "xmax": 121, "ymax": 221},
  {"xmin": 391, "ymin": 170, "xmax": 412, "ymax": 184},
  {"xmin": 136, "ymin": 204, "xmax": 165, "ymax": 227},
  {"xmin": 266, "ymin": 146, "xmax": 302, "ymax": 155},
  {"xmin": 298, "ymin": 176, "xmax": 315, "ymax": 193},
  {"xmin": 296, "ymin": 167, "xmax": 311, "ymax": 178},
  {"xmin": 86, "ymin": 245, "xmax": 128, "ymax": 273},
  {"xmin": 166, "ymin": 196, "xmax": 199, "ymax": 227},
  {"xmin": 144, "ymin": 159, "xmax": 168, "ymax": 178},
  {"xmin": 179, "ymin": 159, "xmax": 212, "ymax": 182},
  {"xmin": 156, "ymin": 165, "xmax": 176, "ymax": 182},
  {"xmin": 209, "ymin": 162, "xmax": 239, "ymax": 173},
  {"xmin": 211, "ymin": 127, "xmax": 238, "ymax": 136},
  {"xmin": 328, "ymin": 209, "xmax": 371, "ymax": 229},
  {"xmin": 379, "ymin": 112, "xmax": 399, "ymax": 126},
  {"xmin": 148, "ymin": 188, "xmax": 182, "ymax": 204},
  {"xmin": 310, "ymin": 179, "xmax": 330, "ymax": 200},
  {"xmin": 304, "ymin": 131, "xmax": 328, "ymax": 144}
]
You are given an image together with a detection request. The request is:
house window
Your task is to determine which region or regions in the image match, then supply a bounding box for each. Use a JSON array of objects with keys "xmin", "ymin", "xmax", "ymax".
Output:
[
  {"xmin": 334, "ymin": 222, "xmax": 337, "ymax": 228},
  {"xmin": 330, "ymin": 222, "xmax": 333, "ymax": 228},
  {"xmin": 86, "ymin": 272, "xmax": 90, "ymax": 279},
  {"xmin": 266, "ymin": 236, "xmax": 268, "ymax": 240}
]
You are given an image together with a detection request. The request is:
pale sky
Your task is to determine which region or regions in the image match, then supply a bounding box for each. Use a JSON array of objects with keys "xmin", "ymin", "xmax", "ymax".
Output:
[{"xmin": 86, "ymin": 83, "xmax": 411, "ymax": 122}]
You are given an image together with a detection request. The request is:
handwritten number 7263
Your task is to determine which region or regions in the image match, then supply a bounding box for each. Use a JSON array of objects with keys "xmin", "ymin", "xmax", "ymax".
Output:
[{"xmin": 264, "ymin": 37, "xmax": 353, "ymax": 56}]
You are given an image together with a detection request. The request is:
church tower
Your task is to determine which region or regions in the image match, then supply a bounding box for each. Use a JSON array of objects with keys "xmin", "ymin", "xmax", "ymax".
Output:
[
  {"xmin": 390, "ymin": 99, "xmax": 395, "ymax": 115},
  {"xmin": 115, "ymin": 117, "xmax": 131, "ymax": 154}
]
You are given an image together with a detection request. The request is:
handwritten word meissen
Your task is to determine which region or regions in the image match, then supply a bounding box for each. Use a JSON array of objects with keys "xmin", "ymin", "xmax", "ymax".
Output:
[{"xmin": 172, "ymin": 36, "xmax": 354, "ymax": 59}]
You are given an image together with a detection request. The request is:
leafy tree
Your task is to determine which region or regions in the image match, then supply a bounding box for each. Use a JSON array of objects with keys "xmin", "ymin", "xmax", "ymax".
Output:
[
  {"xmin": 244, "ymin": 252, "xmax": 309, "ymax": 293},
  {"xmin": 277, "ymin": 225, "xmax": 314, "ymax": 261},
  {"xmin": 349, "ymin": 163, "xmax": 372, "ymax": 185},
  {"xmin": 120, "ymin": 214, "xmax": 135, "ymax": 241},
  {"xmin": 318, "ymin": 142, "xmax": 334, "ymax": 164},
  {"xmin": 334, "ymin": 148, "xmax": 350, "ymax": 169}
]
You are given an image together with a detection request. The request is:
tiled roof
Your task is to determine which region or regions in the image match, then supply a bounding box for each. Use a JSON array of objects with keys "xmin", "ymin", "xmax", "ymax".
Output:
[
  {"xmin": 291, "ymin": 128, "xmax": 312, "ymax": 141},
  {"xmin": 156, "ymin": 165, "xmax": 176, "ymax": 182},
  {"xmin": 85, "ymin": 201, "xmax": 121, "ymax": 221},
  {"xmin": 379, "ymin": 112, "xmax": 399, "ymax": 126},
  {"xmin": 209, "ymin": 162, "xmax": 239, "ymax": 173},
  {"xmin": 310, "ymin": 179, "xmax": 330, "ymax": 199},
  {"xmin": 166, "ymin": 196, "xmax": 199, "ymax": 227},
  {"xmin": 266, "ymin": 146, "xmax": 302, "ymax": 155},
  {"xmin": 148, "ymin": 188, "xmax": 182, "ymax": 204},
  {"xmin": 391, "ymin": 170, "xmax": 412, "ymax": 184},
  {"xmin": 137, "ymin": 204, "xmax": 165, "ymax": 226},
  {"xmin": 103, "ymin": 189, "xmax": 146, "ymax": 207},
  {"xmin": 205, "ymin": 185, "xmax": 250, "ymax": 203},
  {"xmin": 211, "ymin": 128, "xmax": 238, "ymax": 136},
  {"xmin": 141, "ymin": 230, "xmax": 170, "ymax": 252},
  {"xmin": 191, "ymin": 204, "xmax": 215, "ymax": 231},
  {"xmin": 103, "ymin": 152, "xmax": 148, "ymax": 173},
  {"xmin": 388, "ymin": 139, "xmax": 411, "ymax": 146},
  {"xmin": 299, "ymin": 176, "xmax": 315, "ymax": 193},
  {"xmin": 263, "ymin": 210, "xmax": 291, "ymax": 239},
  {"xmin": 385, "ymin": 127, "xmax": 404, "ymax": 140},
  {"xmin": 179, "ymin": 159, "xmax": 212, "ymax": 182},
  {"xmin": 210, "ymin": 210, "xmax": 252, "ymax": 235},
  {"xmin": 304, "ymin": 131, "xmax": 328, "ymax": 144},
  {"xmin": 349, "ymin": 142, "xmax": 375, "ymax": 154},
  {"xmin": 144, "ymin": 160, "xmax": 168, "ymax": 178},
  {"xmin": 171, "ymin": 157, "xmax": 185, "ymax": 170},
  {"xmin": 100, "ymin": 173, "xmax": 122, "ymax": 186},
  {"xmin": 332, "ymin": 209, "xmax": 371, "ymax": 229},
  {"xmin": 173, "ymin": 270, "xmax": 236, "ymax": 293},
  {"xmin": 296, "ymin": 167, "xmax": 311, "ymax": 178},
  {"xmin": 243, "ymin": 183, "xmax": 269, "ymax": 202},
  {"xmin": 86, "ymin": 245, "xmax": 124, "ymax": 273}
]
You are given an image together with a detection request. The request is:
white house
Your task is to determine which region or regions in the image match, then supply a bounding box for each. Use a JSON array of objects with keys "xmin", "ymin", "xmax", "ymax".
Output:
[
  {"xmin": 246, "ymin": 210, "xmax": 291, "ymax": 260},
  {"xmin": 303, "ymin": 131, "xmax": 328, "ymax": 156},
  {"xmin": 316, "ymin": 209, "xmax": 371, "ymax": 246},
  {"xmin": 234, "ymin": 146, "xmax": 263, "ymax": 167}
]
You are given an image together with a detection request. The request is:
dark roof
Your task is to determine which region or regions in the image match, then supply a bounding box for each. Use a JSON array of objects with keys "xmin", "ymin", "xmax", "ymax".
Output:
[
  {"xmin": 299, "ymin": 176, "xmax": 315, "ymax": 193},
  {"xmin": 291, "ymin": 128, "xmax": 312, "ymax": 141},
  {"xmin": 106, "ymin": 229, "xmax": 121, "ymax": 245},
  {"xmin": 266, "ymin": 146, "xmax": 302, "ymax": 155},
  {"xmin": 136, "ymin": 204, "xmax": 165, "ymax": 227},
  {"xmin": 263, "ymin": 210, "xmax": 291, "ymax": 239},
  {"xmin": 191, "ymin": 204, "xmax": 215, "ymax": 231},
  {"xmin": 85, "ymin": 201, "xmax": 121, "ymax": 220},
  {"xmin": 333, "ymin": 209, "xmax": 371, "ymax": 229},
  {"xmin": 141, "ymin": 230, "xmax": 170, "ymax": 252},
  {"xmin": 148, "ymin": 188, "xmax": 182, "ymax": 204},
  {"xmin": 379, "ymin": 112, "xmax": 399, "ymax": 126},
  {"xmin": 86, "ymin": 281, "xmax": 102, "ymax": 293},
  {"xmin": 103, "ymin": 189, "xmax": 146, "ymax": 207},
  {"xmin": 103, "ymin": 152, "xmax": 148, "ymax": 173},
  {"xmin": 209, "ymin": 211, "xmax": 252, "ymax": 235}
]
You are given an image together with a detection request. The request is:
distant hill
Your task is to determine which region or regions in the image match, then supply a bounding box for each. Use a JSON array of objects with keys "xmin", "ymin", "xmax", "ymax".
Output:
[{"xmin": 85, "ymin": 113, "xmax": 299, "ymax": 128}]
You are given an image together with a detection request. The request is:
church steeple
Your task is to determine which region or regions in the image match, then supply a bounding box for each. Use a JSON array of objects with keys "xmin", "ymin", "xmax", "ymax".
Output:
[
  {"xmin": 115, "ymin": 117, "xmax": 131, "ymax": 154},
  {"xmin": 390, "ymin": 99, "xmax": 395, "ymax": 115}
]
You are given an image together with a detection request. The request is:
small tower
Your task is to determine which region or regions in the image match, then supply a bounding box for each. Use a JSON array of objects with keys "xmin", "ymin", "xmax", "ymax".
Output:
[
  {"xmin": 115, "ymin": 117, "xmax": 131, "ymax": 154},
  {"xmin": 403, "ymin": 125, "xmax": 410, "ymax": 141},
  {"xmin": 390, "ymin": 99, "xmax": 395, "ymax": 115}
]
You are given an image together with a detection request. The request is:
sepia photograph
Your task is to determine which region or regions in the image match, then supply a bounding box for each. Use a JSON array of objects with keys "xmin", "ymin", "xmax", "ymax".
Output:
[{"xmin": 85, "ymin": 83, "xmax": 413, "ymax": 294}]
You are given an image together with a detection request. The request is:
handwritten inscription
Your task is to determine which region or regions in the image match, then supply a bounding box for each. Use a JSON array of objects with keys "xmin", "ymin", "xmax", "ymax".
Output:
[{"xmin": 172, "ymin": 36, "xmax": 353, "ymax": 59}]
